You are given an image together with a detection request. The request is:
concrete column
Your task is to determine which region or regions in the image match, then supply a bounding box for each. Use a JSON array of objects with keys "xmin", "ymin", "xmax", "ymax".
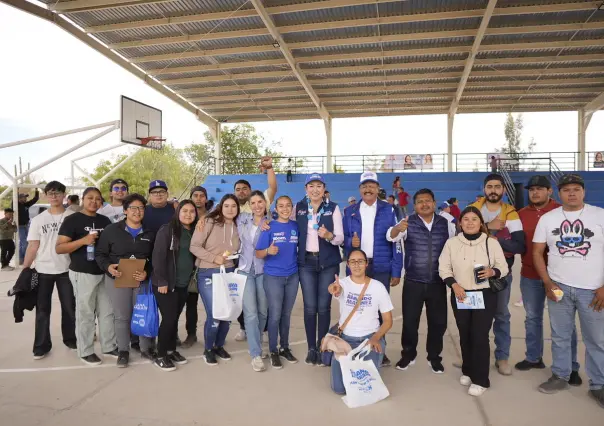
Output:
[
  {"xmin": 578, "ymin": 109, "xmax": 591, "ymax": 171},
  {"xmin": 447, "ymin": 113, "xmax": 455, "ymax": 172},
  {"xmin": 12, "ymin": 181, "xmax": 19, "ymax": 267},
  {"xmin": 324, "ymin": 117, "xmax": 333, "ymax": 173},
  {"xmin": 210, "ymin": 122, "xmax": 222, "ymax": 174}
]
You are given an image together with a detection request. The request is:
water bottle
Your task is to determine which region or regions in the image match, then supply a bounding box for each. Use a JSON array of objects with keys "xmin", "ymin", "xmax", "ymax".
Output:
[{"xmin": 86, "ymin": 230, "xmax": 97, "ymax": 261}]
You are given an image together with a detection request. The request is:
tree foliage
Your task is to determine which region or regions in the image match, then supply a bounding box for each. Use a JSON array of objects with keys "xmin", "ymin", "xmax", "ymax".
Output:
[{"xmin": 498, "ymin": 113, "xmax": 537, "ymax": 171}]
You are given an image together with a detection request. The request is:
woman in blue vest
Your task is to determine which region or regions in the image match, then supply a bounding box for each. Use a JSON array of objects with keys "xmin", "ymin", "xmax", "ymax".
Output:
[{"xmin": 296, "ymin": 173, "xmax": 344, "ymax": 366}]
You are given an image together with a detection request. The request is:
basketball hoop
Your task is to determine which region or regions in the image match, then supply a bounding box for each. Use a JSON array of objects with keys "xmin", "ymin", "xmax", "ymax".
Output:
[{"xmin": 139, "ymin": 136, "xmax": 165, "ymax": 149}]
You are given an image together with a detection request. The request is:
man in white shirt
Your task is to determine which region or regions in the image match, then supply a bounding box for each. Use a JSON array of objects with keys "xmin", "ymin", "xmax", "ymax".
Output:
[
  {"xmin": 97, "ymin": 178, "xmax": 128, "ymax": 223},
  {"xmin": 532, "ymin": 174, "xmax": 604, "ymax": 408},
  {"xmin": 438, "ymin": 202, "xmax": 457, "ymax": 238},
  {"xmin": 23, "ymin": 181, "xmax": 75, "ymax": 360},
  {"xmin": 343, "ymin": 171, "xmax": 403, "ymax": 367}
]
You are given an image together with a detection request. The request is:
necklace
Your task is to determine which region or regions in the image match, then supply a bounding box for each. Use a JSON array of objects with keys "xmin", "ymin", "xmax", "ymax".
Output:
[
  {"xmin": 307, "ymin": 197, "xmax": 325, "ymax": 230},
  {"xmin": 562, "ymin": 205, "xmax": 585, "ymax": 221}
]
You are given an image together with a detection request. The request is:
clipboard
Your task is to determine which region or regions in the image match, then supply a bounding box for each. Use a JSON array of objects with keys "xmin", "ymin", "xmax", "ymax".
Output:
[{"xmin": 114, "ymin": 258, "xmax": 147, "ymax": 288}]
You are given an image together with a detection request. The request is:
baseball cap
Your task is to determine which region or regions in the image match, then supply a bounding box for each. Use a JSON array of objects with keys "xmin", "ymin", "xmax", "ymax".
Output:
[
  {"xmin": 347, "ymin": 196, "xmax": 356, "ymax": 203},
  {"xmin": 304, "ymin": 173, "xmax": 325, "ymax": 185},
  {"xmin": 18, "ymin": 193, "xmax": 28, "ymax": 198},
  {"xmin": 190, "ymin": 186, "xmax": 208, "ymax": 198},
  {"xmin": 439, "ymin": 201, "xmax": 450, "ymax": 210},
  {"xmin": 525, "ymin": 175, "xmax": 551, "ymax": 189},
  {"xmin": 110, "ymin": 178, "xmax": 128, "ymax": 190},
  {"xmin": 360, "ymin": 171, "xmax": 379, "ymax": 185},
  {"xmin": 557, "ymin": 173, "xmax": 584, "ymax": 189},
  {"xmin": 149, "ymin": 180, "xmax": 168, "ymax": 192}
]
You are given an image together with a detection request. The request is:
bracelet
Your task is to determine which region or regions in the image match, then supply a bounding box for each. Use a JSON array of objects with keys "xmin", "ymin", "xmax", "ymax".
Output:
[{"xmin": 266, "ymin": 248, "xmax": 270, "ymax": 256}]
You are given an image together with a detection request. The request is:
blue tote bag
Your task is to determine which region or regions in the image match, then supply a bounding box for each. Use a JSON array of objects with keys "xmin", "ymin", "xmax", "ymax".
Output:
[{"xmin": 131, "ymin": 279, "xmax": 159, "ymax": 338}]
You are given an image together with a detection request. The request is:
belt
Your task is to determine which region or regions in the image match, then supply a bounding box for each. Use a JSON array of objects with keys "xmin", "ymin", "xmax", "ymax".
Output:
[{"xmin": 306, "ymin": 251, "xmax": 320, "ymax": 257}]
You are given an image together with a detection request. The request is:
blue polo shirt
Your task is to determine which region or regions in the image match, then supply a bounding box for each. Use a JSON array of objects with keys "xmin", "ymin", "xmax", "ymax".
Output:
[{"xmin": 256, "ymin": 220, "xmax": 299, "ymax": 277}]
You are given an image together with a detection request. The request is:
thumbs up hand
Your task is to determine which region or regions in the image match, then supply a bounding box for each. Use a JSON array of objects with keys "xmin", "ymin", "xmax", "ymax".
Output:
[
  {"xmin": 267, "ymin": 240, "xmax": 279, "ymax": 256},
  {"xmin": 395, "ymin": 217, "xmax": 409, "ymax": 233},
  {"xmin": 329, "ymin": 274, "xmax": 343, "ymax": 297},
  {"xmin": 352, "ymin": 232, "xmax": 361, "ymax": 248}
]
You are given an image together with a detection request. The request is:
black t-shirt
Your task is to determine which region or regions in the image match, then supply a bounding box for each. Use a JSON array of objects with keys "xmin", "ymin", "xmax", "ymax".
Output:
[
  {"xmin": 59, "ymin": 212, "xmax": 111, "ymax": 275},
  {"xmin": 143, "ymin": 203, "xmax": 176, "ymax": 234}
]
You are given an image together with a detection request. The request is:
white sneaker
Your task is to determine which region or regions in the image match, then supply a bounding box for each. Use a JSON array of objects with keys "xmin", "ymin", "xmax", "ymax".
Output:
[
  {"xmin": 514, "ymin": 300, "xmax": 523, "ymax": 307},
  {"xmin": 234, "ymin": 329, "xmax": 247, "ymax": 342},
  {"xmin": 460, "ymin": 375, "xmax": 472, "ymax": 386},
  {"xmin": 261, "ymin": 350, "xmax": 269, "ymax": 359},
  {"xmin": 468, "ymin": 384, "xmax": 487, "ymax": 396},
  {"xmin": 1, "ymin": 266, "xmax": 15, "ymax": 271},
  {"xmin": 251, "ymin": 356, "xmax": 266, "ymax": 372}
]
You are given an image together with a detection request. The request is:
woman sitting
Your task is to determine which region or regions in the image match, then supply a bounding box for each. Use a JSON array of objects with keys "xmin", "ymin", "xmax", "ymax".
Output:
[
  {"xmin": 438, "ymin": 206, "xmax": 509, "ymax": 397},
  {"xmin": 327, "ymin": 249, "xmax": 393, "ymax": 395}
]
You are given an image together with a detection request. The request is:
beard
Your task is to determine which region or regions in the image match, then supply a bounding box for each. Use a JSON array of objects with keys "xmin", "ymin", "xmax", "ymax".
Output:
[{"xmin": 486, "ymin": 193, "xmax": 503, "ymax": 203}]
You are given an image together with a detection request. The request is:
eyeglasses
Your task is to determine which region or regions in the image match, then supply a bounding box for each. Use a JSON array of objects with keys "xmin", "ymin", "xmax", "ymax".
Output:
[
  {"xmin": 128, "ymin": 206, "xmax": 145, "ymax": 212},
  {"xmin": 348, "ymin": 260, "xmax": 367, "ymax": 266},
  {"xmin": 112, "ymin": 186, "xmax": 128, "ymax": 192},
  {"xmin": 150, "ymin": 190, "xmax": 167, "ymax": 195},
  {"xmin": 46, "ymin": 191, "xmax": 64, "ymax": 198}
]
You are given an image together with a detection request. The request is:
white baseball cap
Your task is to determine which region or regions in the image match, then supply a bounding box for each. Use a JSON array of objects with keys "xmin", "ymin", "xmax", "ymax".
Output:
[{"xmin": 360, "ymin": 171, "xmax": 379, "ymax": 185}]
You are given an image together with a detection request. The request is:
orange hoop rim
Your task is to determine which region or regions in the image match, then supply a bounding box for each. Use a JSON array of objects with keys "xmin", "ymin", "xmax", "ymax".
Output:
[{"xmin": 139, "ymin": 136, "xmax": 166, "ymax": 146}]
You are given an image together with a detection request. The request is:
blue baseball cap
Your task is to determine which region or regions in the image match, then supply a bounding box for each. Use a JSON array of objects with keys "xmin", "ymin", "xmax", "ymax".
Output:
[
  {"xmin": 305, "ymin": 173, "xmax": 325, "ymax": 185},
  {"xmin": 149, "ymin": 179, "xmax": 168, "ymax": 192},
  {"xmin": 439, "ymin": 201, "xmax": 450, "ymax": 210}
]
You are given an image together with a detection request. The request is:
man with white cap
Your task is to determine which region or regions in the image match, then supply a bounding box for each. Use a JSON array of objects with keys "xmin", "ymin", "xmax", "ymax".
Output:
[
  {"xmin": 343, "ymin": 171, "xmax": 403, "ymax": 367},
  {"xmin": 438, "ymin": 201, "xmax": 457, "ymax": 238}
]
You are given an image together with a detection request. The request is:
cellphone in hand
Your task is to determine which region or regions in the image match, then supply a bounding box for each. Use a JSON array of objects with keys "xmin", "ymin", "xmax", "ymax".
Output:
[{"xmin": 474, "ymin": 264, "xmax": 486, "ymax": 284}]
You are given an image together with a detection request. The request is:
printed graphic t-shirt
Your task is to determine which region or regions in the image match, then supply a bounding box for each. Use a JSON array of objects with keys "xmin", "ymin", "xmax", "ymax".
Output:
[
  {"xmin": 59, "ymin": 212, "xmax": 111, "ymax": 275},
  {"xmin": 533, "ymin": 204, "xmax": 604, "ymax": 290},
  {"xmin": 98, "ymin": 204, "xmax": 125, "ymax": 224},
  {"xmin": 27, "ymin": 210, "xmax": 74, "ymax": 274},
  {"xmin": 256, "ymin": 220, "xmax": 299, "ymax": 277},
  {"xmin": 336, "ymin": 277, "xmax": 394, "ymax": 337}
]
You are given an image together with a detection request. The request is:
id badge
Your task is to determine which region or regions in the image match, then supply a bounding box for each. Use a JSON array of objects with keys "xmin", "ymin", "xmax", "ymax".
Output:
[{"xmin": 456, "ymin": 292, "xmax": 485, "ymax": 310}]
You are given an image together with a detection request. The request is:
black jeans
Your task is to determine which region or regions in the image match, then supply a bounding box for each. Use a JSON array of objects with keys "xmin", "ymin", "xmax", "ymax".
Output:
[
  {"xmin": 366, "ymin": 261, "xmax": 391, "ymax": 325},
  {"xmin": 154, "ymin": 286, "xmax": 188, "ymax": 357},
  {"xmin": 452, "ymin": 289, "xmax": 497, "ymax": 388},
  {"xmin": 185, "ymin": 291, "xmax": 199, "ymax": 336},
  {"xmin": 34, "ymin": 272, "xmax": 76, "ymax": 354},
  {"xmin": 0, "ymin": 239, "xmax": 15, "ymax": 267},
  {"xmin": 401, "ymin": 279, "xmax": 447, "ymax": 362}
]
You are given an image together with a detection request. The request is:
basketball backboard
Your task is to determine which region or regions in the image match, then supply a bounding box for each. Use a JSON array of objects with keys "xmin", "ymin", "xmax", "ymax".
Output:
[{"xmin": 120, "ymin": 96, "xmax": 163, "ymax": 149}]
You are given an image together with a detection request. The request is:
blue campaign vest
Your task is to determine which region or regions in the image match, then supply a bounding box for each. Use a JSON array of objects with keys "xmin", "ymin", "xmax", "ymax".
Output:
[
  {"xmin": 404, "ymin": 214, "xmax": 450, "ymax": 284},
  {"xmin": 295, "ymin": 199, "xmax": 342, "ymax": 269}
]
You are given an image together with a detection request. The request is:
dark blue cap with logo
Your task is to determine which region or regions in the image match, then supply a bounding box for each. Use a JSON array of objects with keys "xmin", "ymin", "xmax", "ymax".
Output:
[
  {"xmin": 525, "ymin": 175, "xmax": 551, "ymax": 189},
  {"xmin": 148, "ymin": 180, "xmax": 168, "ymax": 192},
  {"xmin": 305, "ymin": 173, "xmax": 325, "ymax": 185}
]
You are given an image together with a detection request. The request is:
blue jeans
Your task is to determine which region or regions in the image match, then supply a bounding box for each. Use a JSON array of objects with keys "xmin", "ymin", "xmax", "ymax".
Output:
[
  {"xmin": 299, "ymin": 255, "xmax": 338, "ymax": 350},
  {"xmin": 197, "ymin": 268, "xmax": 233, "ymax": 351},
  {"xmin": 18, "ymin": 225, "xmax": 28, "ymax": 263},
  {"xmin": 494, "ymin": 274, "xmax": 513, "ymax": 361},
  {"xmin": 520, "ymin": 276, "xmax": 579, "ymax": 370},
  {"xmin": 330, "ymin": 333, "xmax": 385, "ymax": 395},
  {"xmin": 548, "ymin": 282, "xmax": 604, "ymax": 390},
  {"xmin": 239, "ymin": 270, "xmax": 268, "ymax": 358},
  {"xmin": 264, "ymin": 273, "xmax": 299, "ymax": 353}
]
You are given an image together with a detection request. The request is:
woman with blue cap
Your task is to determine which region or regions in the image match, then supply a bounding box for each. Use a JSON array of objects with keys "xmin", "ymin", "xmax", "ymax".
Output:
[{"xmin": 296, "ymin": 173, "xmax": 344, "ymax": 366}]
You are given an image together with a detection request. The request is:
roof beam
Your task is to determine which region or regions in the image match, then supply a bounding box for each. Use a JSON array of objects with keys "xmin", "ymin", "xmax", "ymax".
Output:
[
  {"xmin": 0, "ymin": 0, "xmax": 217, "ymax": 128},
  {"xmin": 249, "ymin": 0, "xmax": 329, "ymax": 121},
  {"xmin": 585, "ymin": 92, "xmax": 604, "ymax": 114},
  {"xmin": 86, "ymin": 1, "xmax": 601, "ymax": 33},
  {"xmin": 450, "ymin": 0, "xmax": 498, "ymax": 117},
  {"xmin": 50, "ymin": 0, "xmax": 172, "ymax": 12}
]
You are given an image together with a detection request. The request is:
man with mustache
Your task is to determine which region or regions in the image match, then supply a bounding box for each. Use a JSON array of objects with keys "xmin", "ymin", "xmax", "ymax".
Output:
[{"xmin": 471, "ymin": 173, "xmax": 525, "ymax": 376}]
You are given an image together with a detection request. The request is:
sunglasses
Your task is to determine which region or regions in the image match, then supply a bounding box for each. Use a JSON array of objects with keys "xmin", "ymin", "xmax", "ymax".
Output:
[{"xmin": 112, "ymin": 186, "xmax": 128, "ymax": 192}]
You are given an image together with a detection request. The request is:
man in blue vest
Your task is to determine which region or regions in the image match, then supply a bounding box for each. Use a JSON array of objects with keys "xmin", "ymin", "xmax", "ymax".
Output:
[
  {"xmin": 343, "ymin": 171, "xmax": 403, "ymax": 367},
  {"xmin": 389, "ymin": 188, "xmax": 450, "ymax": 374}
]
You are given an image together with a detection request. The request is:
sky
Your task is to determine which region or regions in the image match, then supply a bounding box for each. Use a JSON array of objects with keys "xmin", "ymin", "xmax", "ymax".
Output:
[{"xmin": 0, "ymin": 2, "xmax": 602, "ymax": 187}]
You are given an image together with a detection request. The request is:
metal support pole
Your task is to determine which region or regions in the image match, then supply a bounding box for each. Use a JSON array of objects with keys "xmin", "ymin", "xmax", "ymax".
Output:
[
  {"xmin": 209, "ymin": 122, "xmax": 222, "ymax": 174},
  {"xmin": 71, "ymin": 162, "xmax": 75, "ymax": 191},
  {"xmin": 96, "ymin": 150, "xmax": 141, "ymax": 187},
  {"xmin": 72, "ymin": 162, "xmax": 98, "ymax": 187},
  {"xmin": 324, "ymin": 117, "xmax": 333, "ymax": 173},
  {"xmin": 447, "ymin": 113, "xmax": 455, "ymax": 172},
  {"xmin": 12, "ymin": 180, "xmax": 19, "ymax": 267}
]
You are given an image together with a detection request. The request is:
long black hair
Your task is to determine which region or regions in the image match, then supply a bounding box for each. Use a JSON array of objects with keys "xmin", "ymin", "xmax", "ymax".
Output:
[
  {"xmin": 206, "ymin": 194, "xmax": 240, "ymax": 225},
  {"xmin": 170, "ymin": 199, "xmax": 199, "ymax": 242}
]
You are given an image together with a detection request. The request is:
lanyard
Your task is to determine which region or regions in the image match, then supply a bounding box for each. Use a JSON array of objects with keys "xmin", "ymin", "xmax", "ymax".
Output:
[{"xmin": 307, "ymin": 197, "xmax": 325, "ymax": 230}]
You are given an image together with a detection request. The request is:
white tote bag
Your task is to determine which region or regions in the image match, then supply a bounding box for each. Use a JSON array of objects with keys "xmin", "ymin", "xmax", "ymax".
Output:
[
  {"xmin": 212, "ymin": 266, "xmax": 247, "ymax": 321},
  {"xmin": 339, "ymin": 340, "xmax": 390, "ymax": 408}
]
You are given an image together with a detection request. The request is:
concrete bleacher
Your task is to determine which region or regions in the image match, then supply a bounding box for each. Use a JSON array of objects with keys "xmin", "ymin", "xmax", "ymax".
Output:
[{"xmin": 203, "ymin": 171, "xmax": 604, "ymax": 211}]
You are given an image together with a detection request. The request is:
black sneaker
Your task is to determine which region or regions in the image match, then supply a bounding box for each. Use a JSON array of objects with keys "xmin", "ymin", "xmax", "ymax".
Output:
[
  {"xmin": 81, "ymin": 354, "xmax": 102, "ymax": 366},
  {"xmin": 153, "ymin": 356, "xmax": 176, "ymax": 372},
  {"xmin": 430, "ymin": 359, "xmax": 445, "ymax": 374},
  {"xmin": 305, "ymin": 349, "xmax": 317, "ymax": 366},
  {"xmin": 213, "ymin": 346, "xmax": 231, "ymax": 361},
  {"xmin": 169, "ymin": 351, "xmax": 188, "ymax": 365},
  {"xmin": 33, "ymin": 351, "xmax": 48, "ymax": 360},
  {"xmin": 589, "ymin": 388, "xmax": 604, "ymax": 409},
  {"xmin": 65, "ymin": 341, "xmax": 77, "ymax": 350},
  {"xmin": 131, "ymin": 342, "xmax": 141, "ymax": 352},
  {"xmin": 381, "ymin": 354, "xmax": 391, "ymax": 368},
  {"xmin": 515, "ymin": 359, "xmax": 546, "ymax": 371},
  {"xmin": 141, "ymin": 349, "xmax": 158, "ymax": 361},
  {"xmin": 569, "ymin": 370, "xmax": 583, "ymax": 387},
  {"xmin": 316, "ymin": 349, "xmax": 326, "ymax": 367},
  {"xmin": 176, "ymin": 337, "xmax": 182, "ymax": 347},
  {"xmin": 395, "ymin": 354, "xmax": 416, "ymax": 371},
  {"xmin": 270, "ymin": 351, "xmax": 283, "ymax": 369},
  {"xmin": 181, "ymin": 334, "xmax": 197, "ymax": 349},
  {"xmin": 279, "ymin": 348, "xmax": 298, "ymax": 364},
  {"xmin": 103, "ymin": 348, "xmax": 119, "ymax": 358},
  {"xmin": 204, "ymin": 349, "xmax": 218, "ymax": 366},
  {"xmin": 538, "ymin": 374, "xmax": 570, "ymax": 394},
  {"xmin": 117, "ymin": 351, "xmax": 129, "ymax": 368}
]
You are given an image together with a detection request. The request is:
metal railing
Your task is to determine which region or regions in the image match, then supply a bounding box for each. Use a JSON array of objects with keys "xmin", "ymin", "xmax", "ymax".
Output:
[
  {"xmin": 332, "ymin": 154, "xmax": 446, "ymax": 173},
  {"xmin": 498, "ymin": 165, "xmax": 516, "ymax": 206},
  {"xmin": 454, "ymin": 152, "xmax": 578, "ymax": 173}
]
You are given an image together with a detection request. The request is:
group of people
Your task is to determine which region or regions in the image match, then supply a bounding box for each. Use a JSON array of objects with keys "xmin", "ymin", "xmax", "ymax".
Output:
[{"xmin": 6, "ymin": 159, "xmax": 604, "ymax": 407}]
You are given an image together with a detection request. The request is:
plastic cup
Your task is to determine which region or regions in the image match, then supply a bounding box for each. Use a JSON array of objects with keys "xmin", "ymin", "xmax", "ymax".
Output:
[{"xmin": 552, "ymin": 288, "xmax": 564, "ymax": 302}]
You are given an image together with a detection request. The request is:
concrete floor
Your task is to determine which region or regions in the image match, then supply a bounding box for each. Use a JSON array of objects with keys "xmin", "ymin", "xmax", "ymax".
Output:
[{"xmin": 0, "ymin": 260, "xmax": 602, "ymax": 426}]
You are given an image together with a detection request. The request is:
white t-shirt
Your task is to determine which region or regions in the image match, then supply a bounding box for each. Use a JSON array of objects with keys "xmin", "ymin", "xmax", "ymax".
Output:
[
  {"xmin": 27, "ymin": 209, "xmax": 74, "ymax": 274},
  {"xmin": 439, "ymin": 211, "xmax": 457, "ymax": 238},
  {"xmin": 337, "ymin": 277, "xmax": 394, "ymax": 337},
  {"xmin": 98, "ymin": 204, "xmax": 125, "ymax": 224},
  {"xmin": 533, "ymin": 204, "xmax": 604, "ymax": 290}
]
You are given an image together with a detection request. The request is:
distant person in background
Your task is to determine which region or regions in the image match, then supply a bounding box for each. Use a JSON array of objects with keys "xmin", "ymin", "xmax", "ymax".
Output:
[
  {"xmin": 392, "ymin": 176, "xmax": 401, "ymax": 196},
  {"xmin": 448, "ymin": 198, "xmax": 461, "ymax": 222},
  {"xmin": 388, "ymin": 195, "xmax": 403, "ymax": 221},
  {"xmin": 98, "ymin": 179, "xmax": 129, "ymax": 224},
  {"xmin": 594, "ymin": 152, "xmax": 604, "ymax": 168},
  {"xmin": 66, "ymin": 195, "xmax": 82, "ymax": 213},
  {"xmin": 347, "ymin": 196, "xmax": 356, "ymax": 206},
  {"xmin": 438, "ymin": 202, "xmax": 457, "ymax": 238},
  {"xmin": 13, "ymin": 189, "xmax": 39, "ymax": 264},
  {"xmin": 287, "ymin": 158, "xmax": 293, "ymax": 183},
  {"xmin": 0, "ymin": 208, "xmax": 17, "ymax": 271},
  {"xmin": 490, "ymin": 156, "xmax": 498, "ymax": 173},
  {"xmin": 398, "ymin": 186, "xmax": 410, "ymax": 217}
]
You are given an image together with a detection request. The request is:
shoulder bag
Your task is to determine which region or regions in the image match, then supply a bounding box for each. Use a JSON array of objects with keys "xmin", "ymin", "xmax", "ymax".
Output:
[{"xmin": 485, "ymin": 238, "xmax": 508, "ymax": 293}]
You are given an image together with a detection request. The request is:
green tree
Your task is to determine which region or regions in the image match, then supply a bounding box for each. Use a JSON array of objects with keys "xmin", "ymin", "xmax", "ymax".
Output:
[
  {"xmin": 86, "ymin": 144, "xmax": 195, "ymax": 200},
  {"xmin": 499, "ymin": 113, "xmax": 537, "ymax": 171}
]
